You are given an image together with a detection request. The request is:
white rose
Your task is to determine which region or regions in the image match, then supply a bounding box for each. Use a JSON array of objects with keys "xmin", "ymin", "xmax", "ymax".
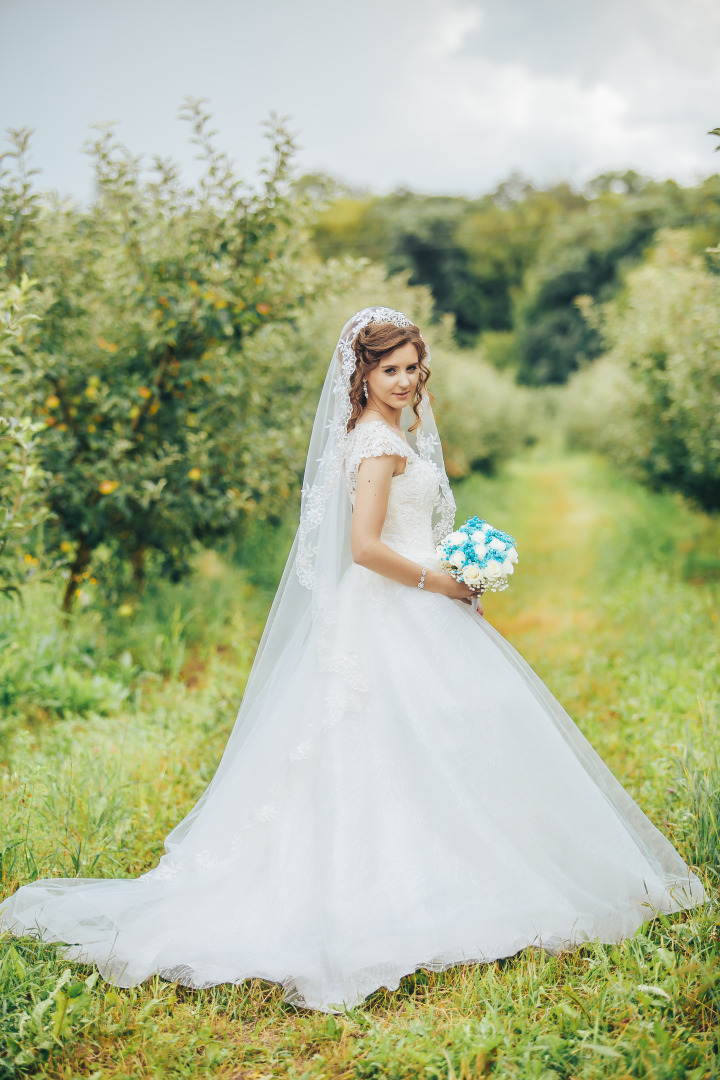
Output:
[
  {"xmin": 470, "ymin": 530, "xmax": 485, "ymax": 543},
  {"xmin": 489, "ymin": 537, "xmax": 505, "ymax": 552},
  {"xmin": 484, "ymin": 560, "xmax": 504, "ymax": 580},
  {"xmin": 436, "ymin": 545, "xmax": 453, "ymax": 568},
  {"xmin": 501, "ymin": 558, "xmax": 514, "ymax": 575},
  {"xmin": 448, "ymin": 530, "xmax": 467, "ymax": 547},
  {"xmin": 462, "ymin": 564, "xmax": 482, "ymax": 586},
  {"xmin": 449, "ymin": 550, "xmax": 466, "ymax": 568},
  {"xmin": 507, "ymin": 546, "xmax": 518, "ymax": 564},
  {"xmin": 474, "ymin": 543, "xmax": 487, "ymax": 559}
]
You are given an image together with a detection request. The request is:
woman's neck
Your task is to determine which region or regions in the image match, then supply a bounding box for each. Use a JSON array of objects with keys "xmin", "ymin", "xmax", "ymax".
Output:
[{"xmin": 362, "ymin": 402, "xmax": 403, "ymax": 430}]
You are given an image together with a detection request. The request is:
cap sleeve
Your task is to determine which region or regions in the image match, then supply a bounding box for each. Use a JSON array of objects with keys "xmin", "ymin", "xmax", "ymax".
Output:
[{"xmin": 343, "ymin": 422, "xmax": 409, "ymax": 502}]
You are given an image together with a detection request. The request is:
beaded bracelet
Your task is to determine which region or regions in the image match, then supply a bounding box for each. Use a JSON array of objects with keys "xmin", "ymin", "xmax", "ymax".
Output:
[{"xmin": 417, "ymin": 566, "xmax": 427, "ymax": 590}]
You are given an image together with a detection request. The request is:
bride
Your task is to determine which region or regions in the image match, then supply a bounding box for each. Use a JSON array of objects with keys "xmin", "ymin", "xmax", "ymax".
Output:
[{"xmin": 0, "ymin": 306, "xmax": 706, "ymax": 1013}]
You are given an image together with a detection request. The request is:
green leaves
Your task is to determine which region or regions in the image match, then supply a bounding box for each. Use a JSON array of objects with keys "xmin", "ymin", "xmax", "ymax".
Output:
[
  {"xmin": 0, "ymin": 952, "xmax": 101, "ymax": 1073},
  {"xmin": 0, "ymin": 107, "xmax": 321, "ymax": 609},
  {"xmin": 562, "ymin": 228, "xmax": 720, "ymax": 512},
  {"xmin": 0, "ymin": 409, "xmax": 60, "ymax": 603},
  {"xmin": 600, "ymin": 229, "xmax": 720, "ymax": 512}
]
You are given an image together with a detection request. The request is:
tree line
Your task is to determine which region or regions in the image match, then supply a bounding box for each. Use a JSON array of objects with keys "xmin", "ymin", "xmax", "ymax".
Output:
[{"xmin": 307, "ymin": 168, "xmax": 720, "ymax": 385}]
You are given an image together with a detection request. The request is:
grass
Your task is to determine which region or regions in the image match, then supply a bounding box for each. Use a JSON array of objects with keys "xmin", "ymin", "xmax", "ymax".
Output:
[{"xmin": 0, "ymin": 449, "xmax": 718, "ymax": 1078}]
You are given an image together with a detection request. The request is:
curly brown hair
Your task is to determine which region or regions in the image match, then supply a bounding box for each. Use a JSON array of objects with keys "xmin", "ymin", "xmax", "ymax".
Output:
[{"xmin": 346, "ymin": 321, "xmax": 432, "ymax": 433}]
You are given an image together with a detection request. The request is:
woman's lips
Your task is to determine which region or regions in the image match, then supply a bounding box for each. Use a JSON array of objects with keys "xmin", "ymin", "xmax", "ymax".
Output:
[{"xmin": 395, "ymin": 391, "xmax": 409, "ymax": 397}]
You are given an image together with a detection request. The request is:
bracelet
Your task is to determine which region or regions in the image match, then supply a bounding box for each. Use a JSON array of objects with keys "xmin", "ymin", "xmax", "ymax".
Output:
[{"xmin": 417, "ymin": 566, "xmax": 427, "ymax": 590}]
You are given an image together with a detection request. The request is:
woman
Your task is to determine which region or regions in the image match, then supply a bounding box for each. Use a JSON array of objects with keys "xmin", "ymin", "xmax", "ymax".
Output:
[{"xmin": 0, "ymin": 306, "xmax": 706, "ymax": 1013}]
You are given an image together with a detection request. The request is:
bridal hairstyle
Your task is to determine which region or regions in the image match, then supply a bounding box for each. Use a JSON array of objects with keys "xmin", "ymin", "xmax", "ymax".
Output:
[{"xmin": 348, "ymin": 321, "xmax": 432, "ymax": 433}]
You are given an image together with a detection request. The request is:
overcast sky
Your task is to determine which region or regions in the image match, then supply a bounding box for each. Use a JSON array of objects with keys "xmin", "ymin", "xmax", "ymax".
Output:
[{"xmin": 2, "ymin": 0, "xmax": 719, "ymax": 201}]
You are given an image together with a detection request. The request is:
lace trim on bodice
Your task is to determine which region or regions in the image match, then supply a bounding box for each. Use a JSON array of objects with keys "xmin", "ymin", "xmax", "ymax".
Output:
[
  {"xmin": 343, "ymin": 421, "xmax": 415, "ymax": 501},
  {"xmin": 343, "ymin": 420, "xmax": 447, "ymax": 567}
]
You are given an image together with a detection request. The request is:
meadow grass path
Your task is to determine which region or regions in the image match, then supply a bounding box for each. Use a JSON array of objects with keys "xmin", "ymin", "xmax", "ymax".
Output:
[
  {"xmin": 0, "ymin": 450, "xmax": 718, "ymax": 1079},
  {"xmin": 455, "ymin": 451, "xmax": 719, "ymax": 800}
]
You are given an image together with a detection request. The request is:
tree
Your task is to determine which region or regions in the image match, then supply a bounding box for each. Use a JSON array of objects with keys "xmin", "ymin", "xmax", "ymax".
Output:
[
  {"xmin": 0, "ymin": 103, "xmax": 322, "ymax": 610},
  {"xmin": 514, "ymin": 176, "xmax": 720, "ymax": 385},
  {"xmin": 588, "ymin": 229, "xmax": 720, "ymax": 512}
]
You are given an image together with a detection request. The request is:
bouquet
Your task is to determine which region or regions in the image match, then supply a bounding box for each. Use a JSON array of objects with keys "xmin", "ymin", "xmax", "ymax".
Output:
[{"xmin": 436, "ymin": 515, "xmax": 518, "ymax": 601}]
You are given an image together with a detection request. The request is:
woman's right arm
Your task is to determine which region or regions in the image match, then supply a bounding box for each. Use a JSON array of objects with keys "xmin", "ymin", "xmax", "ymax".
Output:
[{"xmin": 350, "ymin": 453, "xmax": 476, "ymax": 601}]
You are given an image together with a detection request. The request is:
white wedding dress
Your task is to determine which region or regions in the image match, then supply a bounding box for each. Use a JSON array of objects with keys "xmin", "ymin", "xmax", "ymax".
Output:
[{"xmin": 0, "ymin": 418, "xmax": 706, "ymax": 1012}]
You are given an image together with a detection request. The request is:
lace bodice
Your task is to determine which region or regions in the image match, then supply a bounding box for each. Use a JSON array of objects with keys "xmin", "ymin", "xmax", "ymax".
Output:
[{"xmin": 343, "ymin": 420, "xmax": 445, "ymax": 563}]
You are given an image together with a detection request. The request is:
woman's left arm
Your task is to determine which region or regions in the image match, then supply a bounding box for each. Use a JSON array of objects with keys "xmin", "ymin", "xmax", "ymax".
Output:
[{"xmin": 351, "ymin": 453, "xmax": 478, "ymax": 604}]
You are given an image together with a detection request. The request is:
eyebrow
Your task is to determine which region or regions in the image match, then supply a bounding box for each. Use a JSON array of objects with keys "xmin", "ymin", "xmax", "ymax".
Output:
[{"xmin": 381, "ymin": 361, "xmax": 417, "ymax": 369}]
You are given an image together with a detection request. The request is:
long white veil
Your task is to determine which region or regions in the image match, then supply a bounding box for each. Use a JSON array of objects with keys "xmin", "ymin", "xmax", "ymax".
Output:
[{"xmin": 163, "ymin": 306, "xmax": 456, "ymax": 851}]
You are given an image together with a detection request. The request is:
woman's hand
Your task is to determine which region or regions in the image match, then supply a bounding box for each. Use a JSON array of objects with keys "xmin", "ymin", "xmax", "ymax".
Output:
[{"xmin": 425, "ymin": 570, "xmax": 484, "ymax": 613}]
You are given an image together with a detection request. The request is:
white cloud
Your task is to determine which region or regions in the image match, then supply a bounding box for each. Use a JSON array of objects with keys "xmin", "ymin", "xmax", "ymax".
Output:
[
  {"xmin": 387, "ymin": 0, "xmax": 720, "ymax": 190},
  {"xmin": 430, "ymin": 4, "xmax": 483, "ymax": 58}
]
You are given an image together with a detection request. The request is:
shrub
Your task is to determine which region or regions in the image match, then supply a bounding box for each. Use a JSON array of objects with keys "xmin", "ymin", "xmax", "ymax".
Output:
[
  {"xmin": 433, "ymin": 350, "xmax": 538, "ymax": 477},
  {"xmin": 560, "ymin": 354, "xmax": 638, "ymax": 460},
  {"xmin": 565, "ymin": 230, "xmax": 720, "ymax": 512}
]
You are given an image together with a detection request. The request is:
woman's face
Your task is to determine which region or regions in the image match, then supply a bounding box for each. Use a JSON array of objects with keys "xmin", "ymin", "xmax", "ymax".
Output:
[{"xmin": 365, "ymin": 341, "xmax": 420, "ymax": 413}]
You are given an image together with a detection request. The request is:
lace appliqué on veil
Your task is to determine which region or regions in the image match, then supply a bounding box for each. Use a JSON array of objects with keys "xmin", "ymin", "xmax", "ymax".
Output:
[{"xmin": 415, "ymin": 427, "xmax": 455, "ymax": 544}]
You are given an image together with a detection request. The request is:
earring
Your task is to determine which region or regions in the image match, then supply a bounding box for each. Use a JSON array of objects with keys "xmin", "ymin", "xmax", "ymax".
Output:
[{"xmin": 362, "ymin": 378, "xmax": 368, "ymax": 401}]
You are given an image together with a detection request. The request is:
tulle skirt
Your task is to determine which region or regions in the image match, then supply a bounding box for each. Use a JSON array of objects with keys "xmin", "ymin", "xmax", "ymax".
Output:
[{"xmin": 0, "ymin": 562, "xmax": 706, "ymax": 1011}]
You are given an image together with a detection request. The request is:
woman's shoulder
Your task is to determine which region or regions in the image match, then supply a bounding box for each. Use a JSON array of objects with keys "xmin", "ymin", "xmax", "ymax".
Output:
[
  {"xmin": 343, "ymin": 421, "xmax": 412, "ymax": 497},
  {"xmin": 347, "ymin": 422, "xmax": 410, "ymax": 463}
]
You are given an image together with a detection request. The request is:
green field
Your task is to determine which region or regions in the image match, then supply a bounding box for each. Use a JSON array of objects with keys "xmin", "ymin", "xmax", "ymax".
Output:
[{"xmin": 1, "ymin": 451, "xmax": 718, "ymax": 1079}]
